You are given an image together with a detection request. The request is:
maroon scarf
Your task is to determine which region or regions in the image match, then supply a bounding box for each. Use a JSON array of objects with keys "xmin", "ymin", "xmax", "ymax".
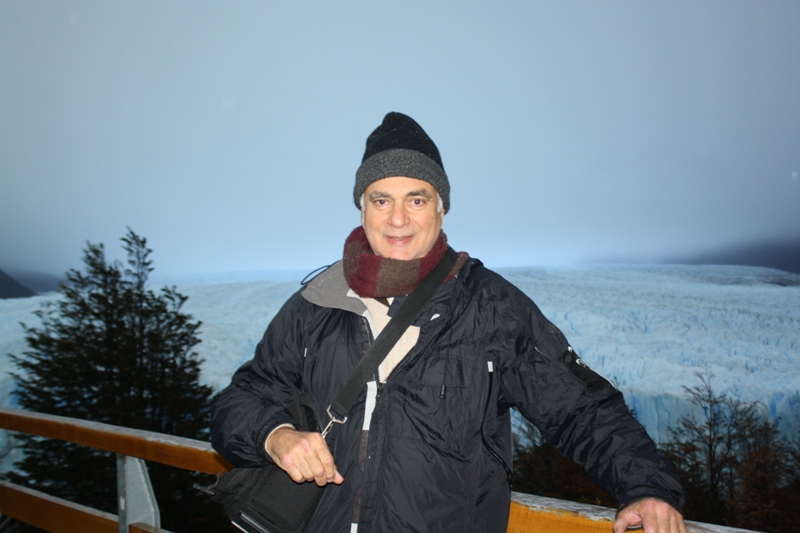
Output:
[{"xmin": 343, "ymin": 226, "xmax": 469, "ymax": 298}]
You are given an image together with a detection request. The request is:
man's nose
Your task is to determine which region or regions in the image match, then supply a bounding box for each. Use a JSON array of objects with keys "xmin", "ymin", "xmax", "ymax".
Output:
[{"xmin": 388, "ymin": 203, "xmax": 409, "ymax": 227}]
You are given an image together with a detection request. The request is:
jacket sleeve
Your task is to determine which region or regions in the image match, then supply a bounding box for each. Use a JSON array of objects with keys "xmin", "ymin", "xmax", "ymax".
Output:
[
  {"xmin": 495, "ymin": 286, "xmax": 686, "ymax": 512},
  {"xmin": 210, "ymin": 291, "xmax": 308, "ymax": 467}
]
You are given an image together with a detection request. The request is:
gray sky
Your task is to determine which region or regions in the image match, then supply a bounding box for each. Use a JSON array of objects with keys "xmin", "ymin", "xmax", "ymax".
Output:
[{"xmin": 2, "ymin": 1, "xmax": 799, "ymax": 277}]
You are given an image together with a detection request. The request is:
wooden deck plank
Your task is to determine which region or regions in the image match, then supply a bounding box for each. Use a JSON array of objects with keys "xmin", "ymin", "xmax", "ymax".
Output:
[{"xmin": 0, "ymin": 481, "xmax": 118, "ymax": 533}]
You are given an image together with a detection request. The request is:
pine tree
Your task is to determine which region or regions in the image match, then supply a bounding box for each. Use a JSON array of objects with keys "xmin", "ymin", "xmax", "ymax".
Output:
[{"xmin": 8, "ymin": 229, "xmax": 229, "ymax": 531}]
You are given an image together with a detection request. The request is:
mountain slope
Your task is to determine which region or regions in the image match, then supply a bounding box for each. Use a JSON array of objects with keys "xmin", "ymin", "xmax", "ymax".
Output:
[
  {"xmin": 0, "ymin": 269, "xmax": 35, "ymax": 299},
  {"xmin": 674, "ymin": 238, "xmax": 800, "ymax": 275}
]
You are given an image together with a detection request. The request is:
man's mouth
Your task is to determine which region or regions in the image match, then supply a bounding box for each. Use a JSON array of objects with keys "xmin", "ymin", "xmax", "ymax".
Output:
[{"xmin": 385, "ymin": 235, "xmax": 413, "ymax": 245}]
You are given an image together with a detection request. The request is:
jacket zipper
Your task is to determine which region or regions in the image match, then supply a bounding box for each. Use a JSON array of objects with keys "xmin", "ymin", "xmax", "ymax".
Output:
[
  {"xmin": 362, "ymin": 313, "xmax": 418, "ymax": 525},
  {"xmin": 361, "ymin": 316, "xmax": 382, "ymax": 393},
  {"xmin": 360, "ymin": 301, "xmax": 455, "ymax": 527}
]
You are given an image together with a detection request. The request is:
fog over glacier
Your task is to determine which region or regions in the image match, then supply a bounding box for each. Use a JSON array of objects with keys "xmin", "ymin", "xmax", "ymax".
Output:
[{"xmin": 1, "ymin": 264, "xmax": 798, "ymax": 470}]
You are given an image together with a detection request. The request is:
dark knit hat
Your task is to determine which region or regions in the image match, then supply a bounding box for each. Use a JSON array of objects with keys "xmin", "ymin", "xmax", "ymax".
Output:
[{"xmin": 354, "ymin": 112, "xmax": 450, "ymax": 213}]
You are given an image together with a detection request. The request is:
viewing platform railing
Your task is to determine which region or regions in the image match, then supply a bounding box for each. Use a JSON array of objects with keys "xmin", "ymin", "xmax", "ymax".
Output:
[{"xmin": 0, "ymin": 407, "xmax": 755, "ymax": 533}]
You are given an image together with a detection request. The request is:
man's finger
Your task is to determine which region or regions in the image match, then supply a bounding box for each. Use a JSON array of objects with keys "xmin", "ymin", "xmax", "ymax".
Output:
[
  {"xmin": 267, "ymin": 427, "xmax": 342, "ymax": 485},
  {"xmin": 613, "ymin": 511, "xmax": 640, "ymax": 533},
  {"xmin": 614, "ymin": 498, "xmax": 686, "ymax": 533},
  {"xmin": 302, "ymin": 451, "xmax": 331, "ymax": 486}
]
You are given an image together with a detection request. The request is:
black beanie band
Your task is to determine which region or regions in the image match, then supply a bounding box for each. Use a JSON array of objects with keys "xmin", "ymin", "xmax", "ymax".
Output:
[
  {"xmin": 355, "ymin": 148, "xmax": 450, "ymax": 213},
  {"xmin": 354, "ymin": 112, "xmax": 450, "ymax": 213}
]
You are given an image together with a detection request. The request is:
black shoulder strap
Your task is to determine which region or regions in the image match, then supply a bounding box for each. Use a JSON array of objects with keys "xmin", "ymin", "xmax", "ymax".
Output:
[{"xmin": 322, "ymin": 248, "xmax": 459, "ymax": 435}]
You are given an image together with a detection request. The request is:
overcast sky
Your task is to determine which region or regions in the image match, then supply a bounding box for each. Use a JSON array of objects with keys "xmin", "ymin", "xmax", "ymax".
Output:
[{"xmin": 2, "ymin": 1, "xmax": 799, "ymax": 277}]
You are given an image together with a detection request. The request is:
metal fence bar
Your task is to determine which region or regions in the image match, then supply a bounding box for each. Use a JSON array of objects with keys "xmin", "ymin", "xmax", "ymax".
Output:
[{"xmin": 117, "ymin": 454, "xmax": 160, "ymax": 532}]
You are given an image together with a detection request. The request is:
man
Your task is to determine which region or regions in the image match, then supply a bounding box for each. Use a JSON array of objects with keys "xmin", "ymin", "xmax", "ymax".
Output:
[{"xmin": 211, "ymin": 112, "xmax": 687, "ymax": 532}]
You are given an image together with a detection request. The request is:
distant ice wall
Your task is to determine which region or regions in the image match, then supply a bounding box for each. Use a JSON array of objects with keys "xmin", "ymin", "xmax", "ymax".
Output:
[
  {"xmin": 1, "ymin": 265, "xmax": 798, "ymax": 474},
  {"xmin": 499, "ymin": 264, "xmax": 800, "ymax": 441}
]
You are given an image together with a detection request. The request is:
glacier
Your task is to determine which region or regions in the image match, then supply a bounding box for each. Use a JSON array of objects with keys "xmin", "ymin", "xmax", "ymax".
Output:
[{"xmin": 1, "ymin": 263, "xmax": 798, "ymax": 471}]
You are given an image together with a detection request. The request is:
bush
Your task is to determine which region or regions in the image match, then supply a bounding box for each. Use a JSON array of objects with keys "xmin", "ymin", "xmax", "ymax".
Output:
[{"xmin": 661, "ymin": 369, "xmax": 800, "ymax": 532}]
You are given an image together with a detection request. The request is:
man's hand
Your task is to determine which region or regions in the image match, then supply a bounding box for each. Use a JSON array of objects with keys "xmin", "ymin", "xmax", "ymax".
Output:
[
  {"xmin": 266, "ymin": 426, "xmax": 344, "ymax": 486},
  {"xmin": 613, "ymin": 498, "xmax": 687, "ymax": 533}
]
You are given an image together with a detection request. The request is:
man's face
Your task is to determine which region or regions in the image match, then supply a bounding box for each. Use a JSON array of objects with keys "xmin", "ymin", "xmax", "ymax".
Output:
[{"xmin": 361, "ymin": 177, "xmax": 444, "ymax": 261}]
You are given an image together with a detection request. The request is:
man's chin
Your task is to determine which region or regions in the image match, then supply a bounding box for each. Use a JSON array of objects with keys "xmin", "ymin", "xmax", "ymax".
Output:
[
  {"xmin": 377, "ymin": 247, "xmax": 421, "ymax": 261},
  {"xmin": 377, "ymin": 238, "xmax": 418, "ymax": 260}
]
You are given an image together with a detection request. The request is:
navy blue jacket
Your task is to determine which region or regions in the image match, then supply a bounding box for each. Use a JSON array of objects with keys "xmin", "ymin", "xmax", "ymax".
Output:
[{"xmin": 211, "ymin": 258, "xmax": 684, "ymax": 532}]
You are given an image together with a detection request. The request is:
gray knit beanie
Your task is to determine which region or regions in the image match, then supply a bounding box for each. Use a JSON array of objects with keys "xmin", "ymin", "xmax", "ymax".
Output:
[{"xmin": 354, "ymin": 112, "xmax": 450, "ymax": 213}]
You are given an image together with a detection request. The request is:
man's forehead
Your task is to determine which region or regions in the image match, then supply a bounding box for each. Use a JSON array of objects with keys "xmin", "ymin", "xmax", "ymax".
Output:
[{"xmin": 365, "ymin": 177, "xmax": 437, "ymax": 197}]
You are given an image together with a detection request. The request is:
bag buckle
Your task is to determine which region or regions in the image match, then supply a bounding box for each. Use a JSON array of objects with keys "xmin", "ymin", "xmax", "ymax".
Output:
[{"xmin": 320, "ymin": 406, "xmax": 347, "ymax": 439}]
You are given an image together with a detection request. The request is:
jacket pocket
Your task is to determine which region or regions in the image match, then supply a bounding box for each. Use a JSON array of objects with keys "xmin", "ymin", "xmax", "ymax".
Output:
[{"xmin": 390, "ymin": 348, "xmax": 484, "ymax": 457}]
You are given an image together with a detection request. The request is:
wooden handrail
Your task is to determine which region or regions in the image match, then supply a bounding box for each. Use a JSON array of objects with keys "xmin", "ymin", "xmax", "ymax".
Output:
[
  {"xmin": 0, "ymin": 407, "xmax": 231, "ymax": 475},
  {"xmin": 508, "ymin": 492, "xmax": 758, "ymax": 533},
  {"xmin": 0, "ymin": 407, "xmax": 757, "ymax": 533},
  {"xmin": 508, "ymin": 494, "xmax": 615, "ymax": 532}
]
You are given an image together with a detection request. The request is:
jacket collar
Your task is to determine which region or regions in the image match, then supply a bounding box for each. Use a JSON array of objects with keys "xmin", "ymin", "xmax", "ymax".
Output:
[{"xmin": 301, "ymin": 261, "xmax": 367, "ymax": 315}]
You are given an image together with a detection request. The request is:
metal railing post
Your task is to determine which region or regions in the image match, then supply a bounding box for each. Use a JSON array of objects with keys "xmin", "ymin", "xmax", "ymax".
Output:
[{"xmin": 117, "ymin": 454, "xmax": 160, "ymax": 532}]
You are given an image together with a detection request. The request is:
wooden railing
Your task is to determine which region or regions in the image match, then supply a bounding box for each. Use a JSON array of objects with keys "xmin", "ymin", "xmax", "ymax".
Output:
[
  {"xmin": 0, "ymin": 408, "xmax": 755, "ymax": 533},
  {"xmin": 0, "ymin": 407, "xmax": 230, "ymax": 533}
]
